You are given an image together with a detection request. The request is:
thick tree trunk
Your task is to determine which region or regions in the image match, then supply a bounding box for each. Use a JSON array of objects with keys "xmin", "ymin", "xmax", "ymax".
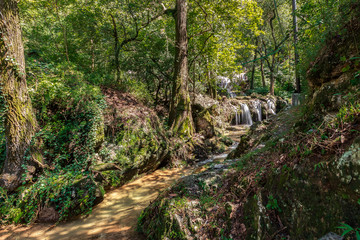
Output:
[
  {"xmin": 169, "ymin": 0, "xmax": 194, "ymax": 137},
  {"xmin": 0, "ymin": 0, "xmax": 40, "ymax": 191}
]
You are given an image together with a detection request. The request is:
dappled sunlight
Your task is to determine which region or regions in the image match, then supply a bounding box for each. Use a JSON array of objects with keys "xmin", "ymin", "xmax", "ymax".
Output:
[{"xmin": 0, "ymin": 168, "xmax": 190, "ymax": 240}]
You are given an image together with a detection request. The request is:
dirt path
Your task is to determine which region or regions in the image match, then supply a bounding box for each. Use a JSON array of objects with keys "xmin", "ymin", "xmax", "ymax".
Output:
[
  {"xmin": 0, "ymin": 168, "xmax": 190, "ymax": 240},
  {"xmin": 0, "ymin": 126, "xmax": 248, "ymax": 240}
]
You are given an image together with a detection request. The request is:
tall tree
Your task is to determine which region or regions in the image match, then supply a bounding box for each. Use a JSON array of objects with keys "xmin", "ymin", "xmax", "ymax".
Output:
[
  {"xmin": 169, "ymin": 0, "xmax": 194, "ymax": 137},
  {"xmin": 0, "ymin": 0, "xmax": 39, "ymax": 191},
  {"xmin": 292, "ymin": 0, "xmax": 300, "ymax": 93}
]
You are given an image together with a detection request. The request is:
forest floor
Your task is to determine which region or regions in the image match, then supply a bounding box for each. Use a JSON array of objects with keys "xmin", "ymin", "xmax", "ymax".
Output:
[
  {"xmin": 0, "ymin": 127, "xmax": 249, "ymax": 240},
  {"xmin": 0, "ymin": 168, "xmax": 191, "ymax": 240}
]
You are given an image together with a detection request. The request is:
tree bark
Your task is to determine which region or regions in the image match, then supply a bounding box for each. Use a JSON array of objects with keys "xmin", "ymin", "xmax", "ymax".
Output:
[
  {"xmin": 0, "ymin": 0, "xmax": 40, "ymax": 191},
  {"xmin": 292, "ymin": 0, "xmax": 301, "ymax": 93},
  {"xmin": 268, "ymin": 11, "xmax": 277, "ymax": 95},
  {"xmin": 110, "ymin": 14, "xmax": 121, "ymax": 82},
  {"xmin": 250, "ymin": 38, "xmax": 259, "ymax": 90},
  {"xmin": 90, "ymin": 39, "xmax": 95, "ymax": 72},
  {"xmin": 169, "ymin": 0, "xmax": 194, "ymax": 137},
  {"xmin": 260, "ymin": 58, "xmax": 266, "ymax": 87}
]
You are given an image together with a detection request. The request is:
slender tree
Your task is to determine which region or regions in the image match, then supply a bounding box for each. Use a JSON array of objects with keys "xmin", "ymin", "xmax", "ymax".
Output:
[
  {"xmin": 250, "ymin": 38, "xmax": 259, "ymax": 89},
  {"xmin": 169, "ymin": 0, "xmax": 194, "ymax": 137},
  {"xmin": 0, "ymin": 0, "xmax": 40, "ymax": 191},
  {"xmin": 292, "ymin": 0, "xmax": 301, "ymax": 93}
]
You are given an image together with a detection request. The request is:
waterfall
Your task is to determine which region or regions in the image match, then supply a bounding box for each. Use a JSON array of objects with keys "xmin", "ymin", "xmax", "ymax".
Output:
[
  {"xmin": 218, "ymin": 76, "xmax": 236, "ymax": 98},
  {"xmin": 234, "ymin": 73, "xmax": 247, "ymax": 82},
  {"xmin": 267, "ymin": 99, "xmax": 276, "ymax": 115},
  {"xmin": 240, "ymin": 103, "xmax": 253, "ymax": 125},
  {"xmin": 253, "ymin": 100, "xmax": 262, "ymax": 122},
  {"xmin": 234, "ymin": 108, "xmax": 241, "ymax": 125}
]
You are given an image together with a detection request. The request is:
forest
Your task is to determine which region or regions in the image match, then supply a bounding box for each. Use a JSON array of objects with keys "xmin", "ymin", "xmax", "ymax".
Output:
[{"xmin": 0, "ymin": 0, "xmax": 359, "ymax": 239}]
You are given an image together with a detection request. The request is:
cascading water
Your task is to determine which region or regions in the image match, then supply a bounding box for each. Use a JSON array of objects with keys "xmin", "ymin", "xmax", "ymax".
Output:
[
  {"xmin": 218, "ymin": 76, "xmax": 236, "ymax": 98},
  {"xmin": 233, "ymin": 107, "xmax": 241, "ymax": 125},
  {"xmin": 267, "ymin": 99, "xmax": 276, "ymax": 115},
  {"xmin": 253, "ymin": 100, "xmax": 262, "ymax": 122},
  {"xmin": 240, "ymin": 103, "xmax": 253, "ymax": 125},
  {"xmin": 233, "ymin": 73, "xmax": 247, "ymax": 82},
  {"xmin": 235, "ymin": 109, "xmax": 239, "ymax": 125}
]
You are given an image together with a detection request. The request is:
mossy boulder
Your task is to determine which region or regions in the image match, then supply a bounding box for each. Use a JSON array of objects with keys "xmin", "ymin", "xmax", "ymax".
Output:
[
  {"xmin": 99, "ymin": 87, "xmax": 170, "ymax": 187},
  {"xmin": 194, "ymin": 109, "xmax": 216, "ymax": 138},
  {"xmin": 243, "ymin": 137, "xmax": 360, "ymax": 239}
]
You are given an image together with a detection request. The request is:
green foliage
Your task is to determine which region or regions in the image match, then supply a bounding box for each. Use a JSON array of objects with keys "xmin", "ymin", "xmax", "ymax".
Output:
[
  {"xmin": 337, "ymin": 223, "xmax": 360, "ymax": 239},
  {"xmin": 297, "ymin": 0, "xmax": 356, "ymax": 82},
  {"xmin": 0, "ymin": 58, "xmax": 108, "ymax": 224},
  {"xmin": 336, "ymin": 99, "xmax": 360, "ymax": 127},
  {"xmin": 0, "ymin": 95, "xmax": 5, "ymax": 169},
  {"xmin": 266, "ymin": 195, "xmax": 282, "ymax": 212},
  {"xmin": 246, "ymin": 87, "xmax": 269, "ymax": 96},
  {"xmin": 351, "ymin": 70, "xmax": 360, "ymax": 86},
  {"xmin": 0, "ymin": 172, "xmax": 99, "ymax": 224}
]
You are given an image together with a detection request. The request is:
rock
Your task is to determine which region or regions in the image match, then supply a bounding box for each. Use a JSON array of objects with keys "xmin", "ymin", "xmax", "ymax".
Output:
[
  {"xmin": 319, "ymin": 232, "xmax": 343, "ymax": 240},
  {"xmin": 194, "ymin": 109, "xmax": 216, "ymax": 138},
  {"xmin": 275, "ymin": 96, "xmax": 288, "ymax": 112},
  {"xmin": 227, "ymin": 135, "xmax": 250, "ymax": 159},
  {"xmin": 37, "ymin": 207, "xmax": 60, "ymax": 223}
]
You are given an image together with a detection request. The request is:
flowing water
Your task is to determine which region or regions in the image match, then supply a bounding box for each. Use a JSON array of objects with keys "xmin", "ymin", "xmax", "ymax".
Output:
[
  {"xmin": 218, "ymin": 76, "xmax": 236, "ymax": 98},
  {"xmin": 0, "ymin": 126, "xmax": 249, "ymax": 240},
  {"xmin": 240, "ymin": 103, "xmax": 253, "ymax": 126},
  {"xmin": 234, "ymin": 108, "xmax": 241, "ymax": 125},
  {"xmin": 267, "ymin": 99, "xmax": 276, "ymax": 115},
  {"xmin": 253, "ymin": 100, "xmax": 262, "ymax": 122}
]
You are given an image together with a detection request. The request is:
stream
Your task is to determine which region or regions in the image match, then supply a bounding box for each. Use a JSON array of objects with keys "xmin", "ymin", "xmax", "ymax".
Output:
[{"xmin": 0, "ymin": 126, "xmax": 248, "ymax": 240}]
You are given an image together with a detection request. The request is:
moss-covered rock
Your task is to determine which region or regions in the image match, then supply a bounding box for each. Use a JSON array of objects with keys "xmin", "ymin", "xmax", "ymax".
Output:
[{"xmin": 194, "ymin": 109, "xmax": 216, "ymax": 138}]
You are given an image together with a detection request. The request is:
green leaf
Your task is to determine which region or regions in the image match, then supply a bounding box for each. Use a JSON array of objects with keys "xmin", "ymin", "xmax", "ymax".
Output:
[
  {"xmin": 341, "ymin": 229, "xmax": 353, "ymax": 236},
  {"xmin": 356, "ymin": 231, "xmax": 360, "ymax": 240},
  {"xmin": 337, "ymin": 223, "xmax": 354, "ymax": 230},
  {"xmin": 342, "ymin": 65, "xmax": 351, "ymax": 72}
]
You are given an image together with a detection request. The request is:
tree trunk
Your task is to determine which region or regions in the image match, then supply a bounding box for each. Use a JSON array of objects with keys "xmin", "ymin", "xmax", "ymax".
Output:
[
  {"xmin": 269, "ymin": 55, "xmax": 276, "ymax": 95},
  {"xmin": 268, "ymin": 12, "xmax": 277, "ymax": 95},
  {"xmin": 0, "ymin": 0, "xmax": 40, "ymax": 191},
  {"xmin": 269, "ymin": 71, "xmax": 275, "ymax": 95},
  {"xmin": 90, "ymin": 39, "xmax": 95, "ymax": 72},
  {"xmin": 292, "ymin": 0, "xmax": 301, "ymax": 93},
  {"xmin": 169, "ymin": 0, "xmax": 194, "ymax": 137},
  {"xmin": 110, "ymin": 14, "xmax": 120, "ymax": 83},
  {"xmin": 250, "ymin": 39, "xmax": 259, "ymax": 90},
  {"xmin": 260, "ymin": 58, "xmax": 266, "ymax": 87}
]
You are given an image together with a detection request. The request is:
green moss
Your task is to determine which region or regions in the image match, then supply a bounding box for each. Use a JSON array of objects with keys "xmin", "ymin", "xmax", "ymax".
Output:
[{"xmin": 138, "ymin": 198, "xmax": 187, "ymax": 240}]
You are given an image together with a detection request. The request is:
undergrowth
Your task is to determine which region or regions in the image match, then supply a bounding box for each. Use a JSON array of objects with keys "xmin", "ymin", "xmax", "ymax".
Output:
[
  {"xmin": 0, "ymin": 59, "xmax": 106, "ymax": 224},
  {"xmin": 196, "ymin": 89, "xmax": 360, "ymax": 239}
]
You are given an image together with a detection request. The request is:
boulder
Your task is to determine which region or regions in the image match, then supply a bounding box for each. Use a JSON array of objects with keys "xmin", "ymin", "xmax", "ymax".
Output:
[{"xmin": 194, "ymin": 109, "xmax": 216, "ymax": 138}]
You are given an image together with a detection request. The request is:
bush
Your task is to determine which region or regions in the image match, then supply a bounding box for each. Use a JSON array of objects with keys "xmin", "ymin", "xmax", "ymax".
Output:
[{"xmin": 246, "ymin": 87, "xmax": 269, "ymax": 96}]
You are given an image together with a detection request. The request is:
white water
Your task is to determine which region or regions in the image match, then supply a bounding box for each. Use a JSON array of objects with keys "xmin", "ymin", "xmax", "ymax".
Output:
[
  {"xmin": 267, "ymin": 99, "xmax": 276, "ymax": 115},
  {"xmin": 253, "ymin": 100, "xmax": 262, "ymax": 122},
  {"xmin": 234, "ymin": 108, "xmax": 241, "ymax": 125},
  {"xmin": 240, "ymin": 103, "xmax": 253, "ymax": 125},
  {"xmin": 218, "ymin": 76, "xmax": 236, "ymax": 98},
  {"xmin": 233, "ymin": 73, "xmax": 247, "ymax": 83}
]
